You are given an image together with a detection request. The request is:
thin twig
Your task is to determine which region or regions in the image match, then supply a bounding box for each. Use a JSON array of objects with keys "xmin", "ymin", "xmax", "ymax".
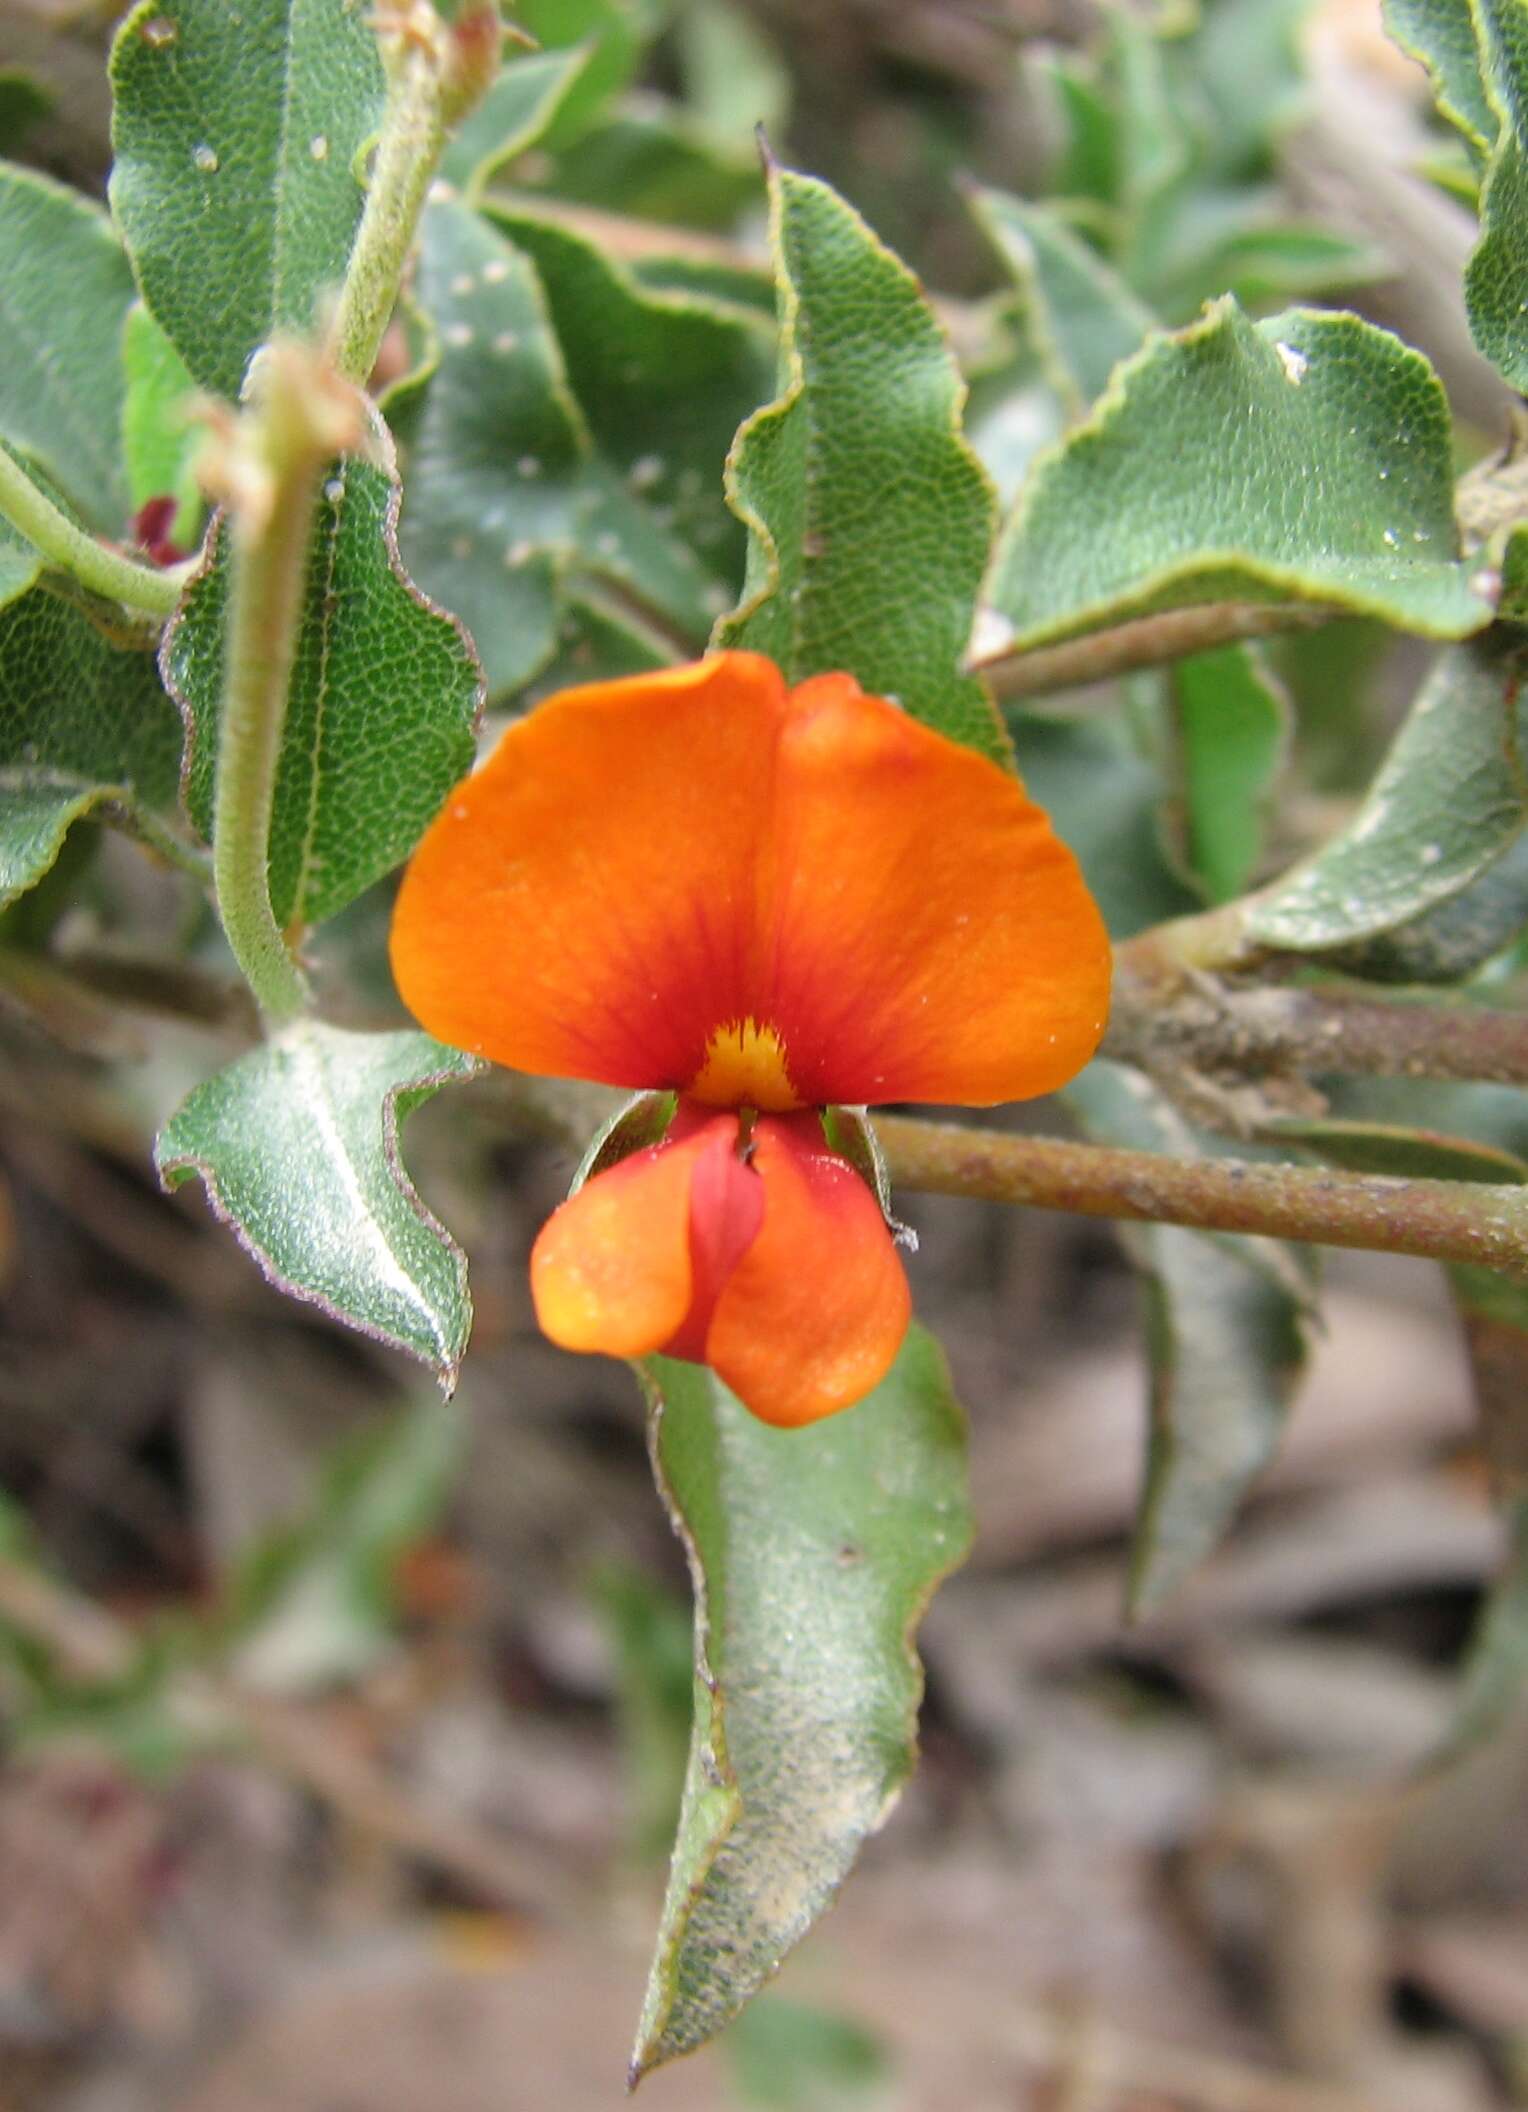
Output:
[
  {"xmin": 875, "ymin": 1113, "xmax": 1528, "ymax": 1278},
  {"xmin": 1107, "ymin": 969, "xmax": 1528, "ymax": 1091},
  {"xmin": 0, "ymin": 446, "xmax": 194, "ymax": 620},
  {"xmin": 979, "ymin": 603, "xmax": 1336, "ymax": 702}
]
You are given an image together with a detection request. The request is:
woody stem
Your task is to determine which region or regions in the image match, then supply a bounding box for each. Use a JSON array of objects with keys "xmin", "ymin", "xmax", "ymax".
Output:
[{"xmin": 874, "ymin": 1114, "xmax": 1528, "ymax": 1281}]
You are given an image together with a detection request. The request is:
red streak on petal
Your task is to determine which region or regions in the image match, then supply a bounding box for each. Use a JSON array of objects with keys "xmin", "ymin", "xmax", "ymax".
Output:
[{"xmin": 664, "ymin": 1113, "xmax": 764, "ymax": 1362}]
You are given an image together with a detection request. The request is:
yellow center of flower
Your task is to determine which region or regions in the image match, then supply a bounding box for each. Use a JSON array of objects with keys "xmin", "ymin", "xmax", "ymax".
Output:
[{"xmin": 688, "ymin": 1018, "xmax": 803, "ymax": 1112}]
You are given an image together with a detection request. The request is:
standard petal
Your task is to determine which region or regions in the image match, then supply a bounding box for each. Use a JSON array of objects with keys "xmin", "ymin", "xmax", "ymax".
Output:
[
  {"xmin": 704, "ymin": 1114, "xmax": 912, "ymax": 1428},
  {"xmin": 530, "ymin": 1124, "xmax": 709, "ymax": 1357},
  {"xmin": 390, "ymin": 654, "xmax": 790, "ymax": 1090},
  {"xmin": 762, "ymin": 674, "xmax": 1112, "ymax": 1107}
]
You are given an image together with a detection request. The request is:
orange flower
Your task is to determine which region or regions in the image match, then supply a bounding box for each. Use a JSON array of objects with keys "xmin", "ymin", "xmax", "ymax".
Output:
[{"xmin": 391, "ymin": 652, "xmax": 1109, "ymax": 1426}]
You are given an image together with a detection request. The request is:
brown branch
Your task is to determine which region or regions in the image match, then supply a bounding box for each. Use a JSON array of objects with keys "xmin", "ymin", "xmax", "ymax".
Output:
[
  {"xmin": 978, "ymin": 603, "xmax": 1336, "ymax": 702},
  {"xmin": 875, "ymin": 1114, "xmax": 1528, "ymax": 1278},
  {"xmin": 1107, "ymin": 969, "xmax": 1528, "ymax": 1091}
]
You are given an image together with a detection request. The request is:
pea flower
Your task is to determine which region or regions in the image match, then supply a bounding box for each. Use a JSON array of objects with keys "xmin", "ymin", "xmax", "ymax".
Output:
[{"xmin": 391, "ymin": 652, "xmax": 1110, "ymax": 1427}]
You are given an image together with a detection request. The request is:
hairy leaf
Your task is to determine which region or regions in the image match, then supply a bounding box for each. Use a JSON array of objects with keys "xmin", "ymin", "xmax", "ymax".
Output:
[
  {"xmin": 1463, "ymin": 0, "xmax": 1528, "ymax": 387},
  {"xmin": 1382, "ymin": 0, "xmax": 1495, "ymax": 162},
  {"xmin": 400, "ymin": 198, "xmax": 726, "ymax": 702},
  {"xmin": 1067, "ymin": 1062, "xmax": 1314, "ymax": 1613},
  {"xmin": 109, "ymin": 0, "xmax": 383, "ymax": 399},
  {"xmin": 1158, "ymin": 644, "xmax": 1290, "ymax": 903},
  {"xmin": 120, "ymin": 302, "xmax": 201, "ymax": 546},
  {"xmin": 398, "ymin": 198, "xmax": 589, "ymax": 702},
  {"xmin": 0, "ymin": 164, "xmax": 136, "ymax": 534},
  {"xmin": 1007, "ymin": 709, "xmax": 1199, "ymax": 936},
  {"xmin": 440, "ymin": 43, "xmax": 595, "ymax": 194},
  {"xmin": 0, "ymin": 584, "xmax": 183, "ymax": 907},
  {"xmin": 522, "ymin": 97, "xmax": 762, "ymax": 231},
  {"xmin": 166, "ymin": 449, "xmax": 482, "ymax": 929},
  {"xmin": 984, "ymin": 300, "xmax": 1490, "ymax": 658},
  {"xmin": 970, "ymin": 186, "xmax": 1152, "ymax": 413},
  {"xmin": 157, "ymin": 1023, "xmax": 478, "ymax": 1383},
  {"xmin": 717, "ymin": 163, "xmax": 1007, "ymax": 764},
  {"xmin": 1248, "ymin": 635, "xmax": 1528, "ymax": 954},
  {"xmin": 632, "ymin": 1327, "xmax": 971, "ymax": 2077},
  {"xmin": 485, "ymin": 199, "xmax": 769, "ymax": 584}
]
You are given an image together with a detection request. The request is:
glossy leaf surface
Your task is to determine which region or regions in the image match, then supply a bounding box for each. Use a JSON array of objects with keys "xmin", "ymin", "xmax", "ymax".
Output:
[
  {"xmin": 632, "ymin": 1326, "xmax": 970, "ymax": 2076},
  {"xmin": 156, "ymin": 1023, "xmax": 478, "ymax": 1384}
]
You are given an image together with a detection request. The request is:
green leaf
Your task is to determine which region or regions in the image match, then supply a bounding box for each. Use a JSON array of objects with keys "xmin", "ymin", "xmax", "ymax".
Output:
[
  {"xmin": 1383, "ymin": 0, "xmax": 1496, "ymax": 159},
  {"xmin": 1275, "ymin": 1113, "xmax": 1528, "ymax": 1744},
  {"xmin": 969, "ymin": 187, "xmax": 1153, "ymax": 413},
  {"xmin": 0, "ymin": 164, "xmax": 136, "ymax": 534},
  {"xmin": 0, "ymin": 73, "xmax": 52, "ymax": 158},
  {"xmin": 109, "ymin": 0, "xmax": 384, "ymax": 399},
  {"xmin": 632, "ymin": 1325, "xmax": 971, "ymax": 2078},
  {"xmin": 1463, "ymin": 0, "xmax": 1528, "ymax": 387},
  {"xmin": 397, "ymin": 198, "xmax": 589, "ymax": 701},
  {"xmin": 121, "ymin": 302, "xmax": 202, "ymax": 546},
  {"xmin": 1039, "ymin": 53, "xmax": 1119, "ymax": 212},
  {"xmin": 1066, "ymin": 1062, "xmax": 1314, "ymax": 1613},
  {"xmin": 1006, "ymin": 708, "xmax": 1199, "ymax": 937},
  {"xmin": 166, "ymin": 448, "xmax": 483, "ymax": 929},
  {"xmin": 0, "ymin": 513, "xmax": 41, "ymax": 610},
  {"xmin": 526, "ymin": 585, "xmax": 673, "ymax": 696},
  {"xmin": 1453, "ymin": 1496, "xmax": 1528, "ymax": 1746},
  {"xmin": 156, "ymin": 1023, "xmax": 478, "ymax": 1383},
  {"xmin": 1467, "ymin": 139, "xmax": 1528, "ymax": 390},
  {"xmin": 1332, "ymin": 828, "xmax": 1528, "ymax": 984},
  {"xmin": 510, "ymin": 0, "xmax": 649, "ymax": 152},
  {"xmin": 984, "ymin": 300, "xmax": 1490, "ymax": 660},
  {"xmin": 485, "ymin": 199, "xmax": 770, "ymax": 582},
  {"xmin": 1272, "ymin": 1116, "xmax": 1528, "ymax": 1185},
  {"xmin": 227, "ymin": 1397, "xmax": 465, "ymax": 1693},
  {"xmin": 401, "ymin": 199, "xmax": 736, "ymax": 699},
  {"xmin": 716, "ymin": 163, "xmax": 1008, "ymax": 766},
  {"xmin": 726, "ymin": 1996, "xmax": 890, "ymax": 2112},
  {"xmin": 1155, "ymin": 217, "xmax": 1386, "ymax": 317},
  {"xmin": 589, "ymin": 1559, "xmax": 693, "ymax": 1861},
  {"xmin": 1247, "ymin": 636, "xmax": 1528, "ymax": 955},
  {"xmin": 676, "ymin": 0, "xmax": 790, "ymax": 148},
  {"xmin": 440, "ymin": 43, "xmax": 596, "ymax": 194},
  {"xmin": 1192, "ymin": 0, "xmax": 1316, "ymax": 180},
  {"xmin": 525, "ymin": 96, "xmax": 763, "ymax": 231},
  {"xmin": 0, "ymin": 585, "xmax": 183, "ymax": 908},
  {"xmin": 1158, "ymin": 643, "xmax": 1290, "ymax": 903}
]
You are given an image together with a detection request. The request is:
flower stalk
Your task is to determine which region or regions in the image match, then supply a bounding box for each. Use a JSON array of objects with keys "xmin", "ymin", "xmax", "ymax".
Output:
[
  {"xmin": 326, "ymin": 1, "xmax": 502, "ymax": 388},
  {"xmin": 200, "ymin": 344, "xmax": 366, "ymax": 1025},
  {"xmin": 0, "ymin": 444, "xmax": 194, "ymax": 619}
]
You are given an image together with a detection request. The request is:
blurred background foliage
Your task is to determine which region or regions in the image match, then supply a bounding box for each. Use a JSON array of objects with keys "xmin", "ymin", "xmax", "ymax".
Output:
[{"xmin": 3, "ymin": 0, "xmax": 1528, "ymax": 2106}]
